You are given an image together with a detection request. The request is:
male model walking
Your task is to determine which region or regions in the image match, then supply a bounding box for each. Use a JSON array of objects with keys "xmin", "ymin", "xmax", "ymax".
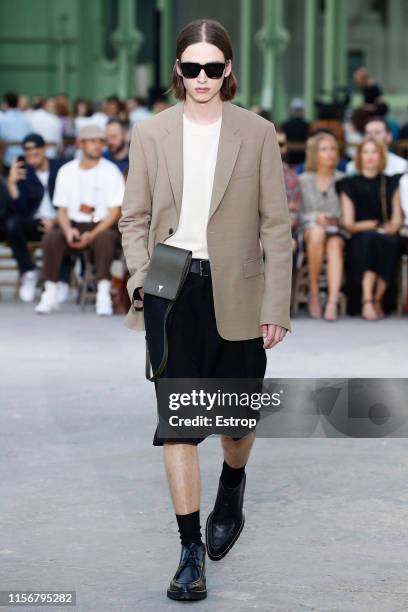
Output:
[{"xmin": 119, "ymin": 19, "xmax": 292, "ymax": 602}]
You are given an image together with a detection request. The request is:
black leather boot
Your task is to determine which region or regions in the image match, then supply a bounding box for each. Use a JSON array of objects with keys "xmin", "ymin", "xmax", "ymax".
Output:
[
  {"xmin": 167, "ymin": 542, "xmax": 207, "ymax": 600},
  {"xmin": 205, "ymin": 473, "xmax": 246, "ymax": 561}
]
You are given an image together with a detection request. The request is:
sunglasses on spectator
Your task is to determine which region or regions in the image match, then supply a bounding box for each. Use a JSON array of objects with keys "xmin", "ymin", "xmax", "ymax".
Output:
[{"xmin": 177, "ymin": 60, "xmax": 228, "ymax": 79}]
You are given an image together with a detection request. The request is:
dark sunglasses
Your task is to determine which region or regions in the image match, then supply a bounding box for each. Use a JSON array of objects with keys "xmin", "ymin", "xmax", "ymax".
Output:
[{"xmin": 177, "ymin": 60, "xmax": 227, "ymax": 79}]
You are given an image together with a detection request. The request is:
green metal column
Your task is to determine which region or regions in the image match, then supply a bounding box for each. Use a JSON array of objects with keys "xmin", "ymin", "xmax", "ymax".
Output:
[
  {"xmin": 110, "ymin": 0, "xmax": 143, "ymax": 99},
  {"xmin": 239, "ymin": 0, "xmax": 253, "ymax": 108},
  {"xmin": 304, "ymin": 0, "xmax": 317, "ymax": 119},
  {"xmin": 157, "ymin": 0, "xmax": 173, "ymax": 87},
  {"xmin": 334, "ymin": 0, "xmax": 347, "ymax": 86},
  {"xmin": 255, "ymin": 0, "xmax": 290, "ymax": 120},
  {"xmin": 55, "ymin": 11, "xmax": 71, "ymax": 94},
  {"xmin": 323, "ymin": 0, "xmax": 336, "ymax": 98}
]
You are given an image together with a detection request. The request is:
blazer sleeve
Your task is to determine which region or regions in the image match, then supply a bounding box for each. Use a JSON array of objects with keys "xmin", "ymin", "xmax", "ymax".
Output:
[
  {"xmin": 118, "ymin": 124, "xmax": 152, "ymax": 302},
  {"xmin": 258, "ymin": 123, "xmax": 293, "ymax": 332}
]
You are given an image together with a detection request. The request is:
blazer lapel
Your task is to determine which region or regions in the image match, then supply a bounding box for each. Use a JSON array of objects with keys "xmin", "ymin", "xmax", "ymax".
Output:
[
  {"xmin": 162, "ymin": 99, "xmax": 242, "ymax": 221},
  {"xmin": 208, "ymin": 102, "xmax": 242, "ymax": 221},
  {"xmin": 162, "ymin": 102, "xmax": 183, "ymax": 218}
]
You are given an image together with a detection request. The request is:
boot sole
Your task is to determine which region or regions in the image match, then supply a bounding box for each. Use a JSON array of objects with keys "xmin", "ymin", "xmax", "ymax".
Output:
[
  {"xmin": 205, "ymin": 512, "xmax": 245, "ymax": 561},
  {"xmin": 167, "ymin": 587, "xmax": 207, "ymax": 601}
]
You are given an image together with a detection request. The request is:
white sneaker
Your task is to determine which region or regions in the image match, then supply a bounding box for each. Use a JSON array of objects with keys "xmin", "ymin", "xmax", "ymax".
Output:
[
  {"xmin": 56, "ymin": 281, "xmax": 70, "ymax": 304},
  {"xmin": 96, "ymin": 280, "xmax": 113, "ymax": 316},
  {"xmin": 35, "ymin": 281, "xmax": 59, "ymax": 314},
  {"xmin": 19, "ymin": 269, "xmax": 39, "ymax": 302}
]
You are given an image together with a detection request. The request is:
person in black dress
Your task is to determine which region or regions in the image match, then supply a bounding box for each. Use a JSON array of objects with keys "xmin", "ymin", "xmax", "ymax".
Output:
[{"xmin": 336, "ymin": 136, "xmax": 404, "ymax": 320}]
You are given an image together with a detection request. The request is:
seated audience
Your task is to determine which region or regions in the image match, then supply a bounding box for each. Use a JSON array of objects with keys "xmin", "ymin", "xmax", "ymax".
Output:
[
  {"xmin": 282, "ymin": 98, "xmax": 310, "ymax": 165},
  {"xmin": 35, "ymin": 125, "xmax": 125, "ymax": 316},
  {"xmin": 27, "ymin": 97, "xmax": 63, "ymax": 159},
  {"xmin": 398, "ymin": 172, "xmax": 408, "ymax": 228},
  {"xmin": 129, "ymin": 97, "xmax": 151, "ymax": 126},
  {"xmin": 5, "ymin": 133, "xmax": 67, "ymax": 302},
  {"xmin": 0, "ymin": 176, "xmax": 12, "ymax": 240},
  {"xmin": 103, "ymin": 119, "xmax": 129, "ymax": 176},
  {"xmin": 337, "ymin": 137, "xmax": 404, "ymax": 320},
  {"xmin": 295, "ymin": 128, "xmax": 348, "ymax": 175},
  {"xmin": 353, "ymin": 67, "xmax": 386, "ymax": 114},
  {"xmin": 346, "ymin": 117, "xmax": 407, "ymax": 176},
  {"xmin": 299, "ymin": 133, "xmax": 347, "ymax": 321},
  {"xmin": 275, "ymin": 125, "xmax": 303, "ymax": 264},
  {"xmin": 0, "ymin": 91, "xmax": 32, "ymax": 171}
]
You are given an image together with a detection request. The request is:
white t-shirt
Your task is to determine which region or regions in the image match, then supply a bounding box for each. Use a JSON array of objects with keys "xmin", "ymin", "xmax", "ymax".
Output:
[
  {"xmin": 398, "ymin": 173, "xmax": 408, "ymax": 225},
  {"xmin": 346, "ymin": 151, "xmax": 408, "ymax": 176},
  {"xmin": 34, "ymin": 170, "xmax": 56, "ymax": 219},
  {"xmin": 53, "ymin": 157, "xmax": 125, "ymax": 222},
  {"xmin": 165, "ymin": 113, "xmax": 222, "ymax": 259}
]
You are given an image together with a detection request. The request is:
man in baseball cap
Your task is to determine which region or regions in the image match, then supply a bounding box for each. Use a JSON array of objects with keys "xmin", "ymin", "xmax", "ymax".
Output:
[
  {"xmin": 77, "ymin": 124, "xmax": 106, "ymax": 141},
  {"xmin": 22, "ymin": 133, "xmax": 47, "ymax": 149},
  {"xmin": 5, "ymin": 132, "xmax": 67, "ymax": 302},
  {"xmin": 35, "ymin": 121, "xmax": 125, "ymax": 316}
]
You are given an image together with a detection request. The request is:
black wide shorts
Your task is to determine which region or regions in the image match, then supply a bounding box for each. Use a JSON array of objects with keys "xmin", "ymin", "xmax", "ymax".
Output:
[{"xmin": 143, "ymin": 259, "xmax": 267, "ymax": 446}]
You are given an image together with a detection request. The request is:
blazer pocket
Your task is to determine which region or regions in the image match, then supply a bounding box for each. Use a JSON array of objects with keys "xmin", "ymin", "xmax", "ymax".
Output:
[{"xmin": 243, "ymin": 256, "xmax": 265, "ymax": 278}]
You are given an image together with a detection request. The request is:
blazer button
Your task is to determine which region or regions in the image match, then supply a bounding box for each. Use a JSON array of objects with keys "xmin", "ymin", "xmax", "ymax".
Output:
[{"xmin": 168, "ymin": 227, "xmax": 174, "ymax": 234}]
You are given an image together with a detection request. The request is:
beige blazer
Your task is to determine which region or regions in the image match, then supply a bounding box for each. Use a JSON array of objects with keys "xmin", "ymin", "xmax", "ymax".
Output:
[{"xmin": 118, "ymin": 100, "xmax": 292, "ymax": 340}]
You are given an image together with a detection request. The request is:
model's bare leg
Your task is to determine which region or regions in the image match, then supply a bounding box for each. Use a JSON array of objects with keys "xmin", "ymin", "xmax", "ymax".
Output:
[
  {"xmin": 221, "ymin": 431, "xmax": 256, "ymax": 468},
  {"xmin": 164, "ymin": 442, "xmax": 206, "ymax": 601},
  {"xmin": 323, "ymin": 236, "xmax": 344, "ymax": 320},
  {"xmin": 304, "ymin": 226, "xmax": 325, "ymax": 317},
  {"xmin": 163, "ymin": 443, "xmax": 200, "ymax": 514}
]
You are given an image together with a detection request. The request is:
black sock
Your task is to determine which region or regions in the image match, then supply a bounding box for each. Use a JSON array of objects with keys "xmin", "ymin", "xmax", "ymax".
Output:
[
  {"xmin": 220, "ymin": 460, "xmax": 246, "ymax": 489},
  {"xmin": 176, "ymin": 510, "xmax": 203, "ymax": 547}
]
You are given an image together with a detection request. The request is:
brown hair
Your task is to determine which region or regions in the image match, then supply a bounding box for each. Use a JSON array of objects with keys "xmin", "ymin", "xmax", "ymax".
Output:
[
  {"xmin": 167, "ymin": 19, "xmax": 237, "ymax": 101},
  {"xmin": 354, "ymin": 136, "xmax": 387, "ymax": 174},
  {"xmin": 305, "ymin": 132, "xmax": 340, "ymax": 172}
]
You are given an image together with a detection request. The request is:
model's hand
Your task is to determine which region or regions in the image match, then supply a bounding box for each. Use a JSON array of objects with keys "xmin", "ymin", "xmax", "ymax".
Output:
[
  {"xmin": 261, "ymin": 324, "xmax": 287, "ymax": 349},
  {"xmin": 136, "ymin": 287, "xmax": 144, "ymax": 300}
]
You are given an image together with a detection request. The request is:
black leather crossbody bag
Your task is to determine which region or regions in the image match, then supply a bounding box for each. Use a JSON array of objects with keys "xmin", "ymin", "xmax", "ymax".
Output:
[{"xmin": 142, "ymin": 243, "xmax": 192, "ymax": 381}]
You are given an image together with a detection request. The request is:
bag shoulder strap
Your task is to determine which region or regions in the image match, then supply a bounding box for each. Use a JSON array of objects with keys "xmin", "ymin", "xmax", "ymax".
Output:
[{"xmin": 145, "ymin": 300, "xmax": 175, "ymax": 381}]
